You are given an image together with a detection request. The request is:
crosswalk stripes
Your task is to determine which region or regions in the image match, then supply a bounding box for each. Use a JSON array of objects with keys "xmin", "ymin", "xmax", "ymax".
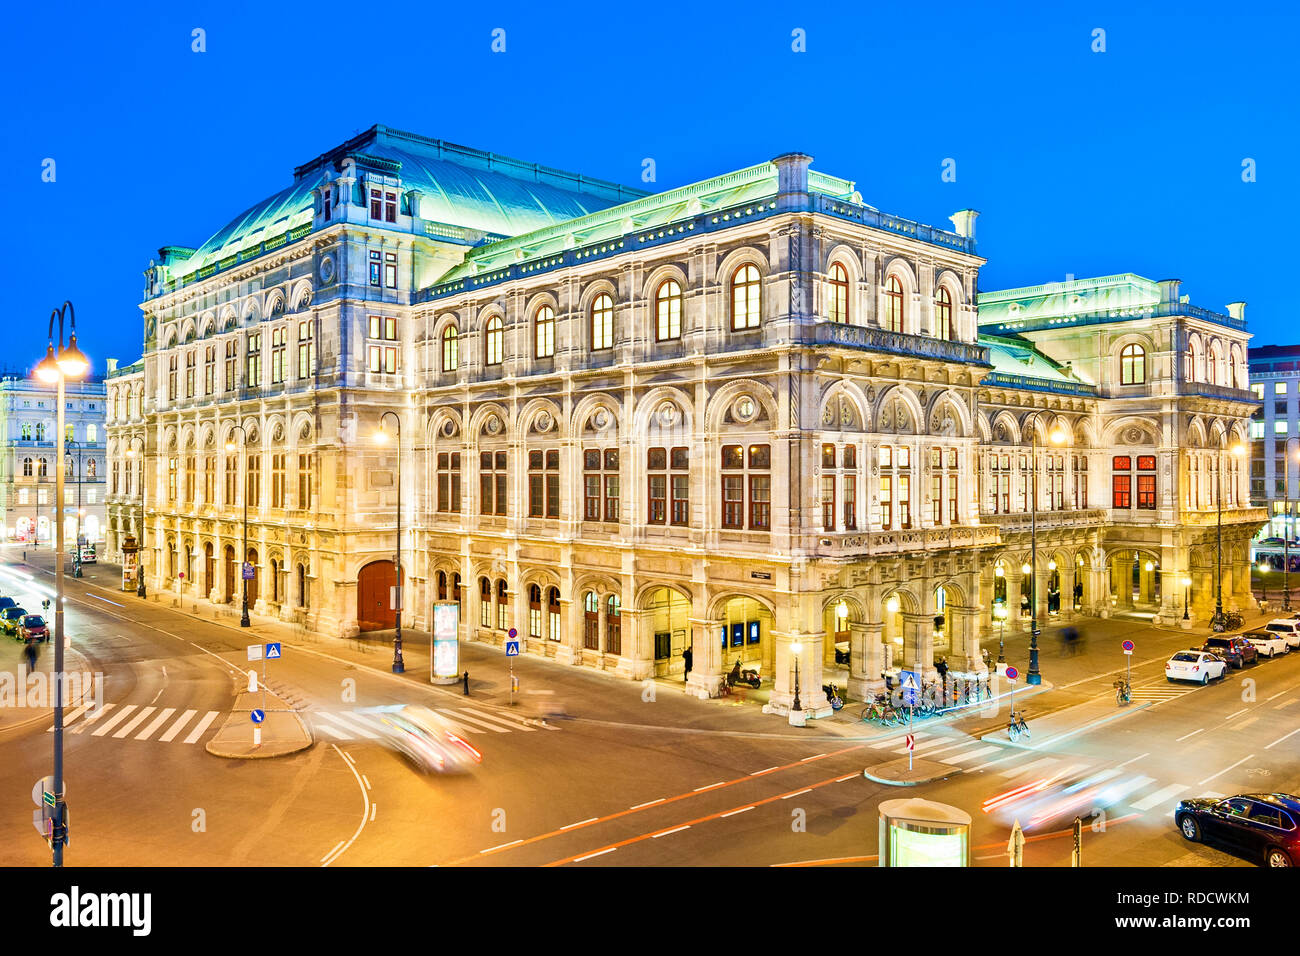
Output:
[
  {"xmin": 158, "ymin": 710, "xmax": 197, "ymax": 742},
  {"xmin": 1130, "ymin": 687, "xmax": 1191, "ymax": 702},
  {"xmin": 113, "ymin": 706, "xmax": 157, "ymax": 738},
  {"xmin": 871, "ymin": 730, "xmax": 931, "ymax": 750},
  {"xmin": 999, "ymin": 756, "xmax": 1059, "ymax": 778},
  {"xmin": 304, "ymin": 705, "xmax": 539, "ymax": 742},
  {"xmin": 940, "ymin": 745, "xmax": 1001, "ymax": 765},
  {"xmin": 1132, "ymin": 783, "xmax": 1189, "ymax": 812},
  {"xmin": 135, "ymin": 708, "xmax": 176, "ymax": 740},
  {"xmin": 182, "ymin": 711, "xmax": 219, "ymax": 744},
  {"xmin": 454, "ymin": 707, "xmax": 537, "ymax": 733},
  {"xmin": 50, "ymin": 704, "xmax": 221, "ymax": 744},
  {"xmin": 71, "ymin": 702, "xmax": 115, "ymax": 733},
  {"xmin": 320, "ymin": 712, "xmax": 383, "ymax": 740}
]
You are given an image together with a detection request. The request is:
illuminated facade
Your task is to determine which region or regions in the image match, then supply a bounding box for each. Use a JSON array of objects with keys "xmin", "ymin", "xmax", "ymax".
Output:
[{"xmin": 109, "ymin": 125, "xmax": 1264, "ymax": 714}]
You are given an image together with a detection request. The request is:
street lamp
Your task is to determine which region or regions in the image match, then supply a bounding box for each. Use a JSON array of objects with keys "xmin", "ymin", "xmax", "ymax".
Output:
[
  {"xmin": 1259, "ymin": 561, "xmax": 1270, "ymax": 604},
  {"xmin": 65, "ymin": 439, "xmax": 83, "ymax": 578},
  {"xmin": 224, "ymin": 425, "xmax": 251, "ymax": 627},
  {"xmin": 34, "ymin": 300, "xmax": 88, "ymax": 867},
  {"xmin": 1213, "ymin": 443, "xmax": 1247, "ymax": 629},
  {"xmin": 1284, "ymin": 438, "xmax": 1299, "ymax": 611},
  {"xmin": 791, "ymin": 640, "xmax": 803, "ymax": 712},
  {"xmin": 1024, "ymin": 412, "xmax": 1068, "ymax": 685},
  {"xmin": 126, "ymin": 436, "xmax": 147, "ymax": 597},
  {"xmin": 375, "ymin": 412, "xmax": 405, "ymax": 674},
  {"xmin": 1181, "ymin": 575, "xmax": 1192, "ymax": 621}
]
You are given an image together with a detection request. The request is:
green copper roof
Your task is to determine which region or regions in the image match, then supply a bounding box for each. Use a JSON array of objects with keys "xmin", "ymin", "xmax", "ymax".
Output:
[
  {"xmin": 976, "ymin": 274, "xmax": 1161, "ymax": 324},
  {"xmin": 171, "ymin": 125, "xmax": 648, "ymax": 278},
  {"xmin": 979, "ymin": 332, "xmax": 1087, "ymax": 385}
]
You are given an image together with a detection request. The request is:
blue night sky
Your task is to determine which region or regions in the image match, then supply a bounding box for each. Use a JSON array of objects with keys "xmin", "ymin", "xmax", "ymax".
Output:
[{"xmin": 6, "ymin": 0, "xmax": 1295, "ymax": 375}]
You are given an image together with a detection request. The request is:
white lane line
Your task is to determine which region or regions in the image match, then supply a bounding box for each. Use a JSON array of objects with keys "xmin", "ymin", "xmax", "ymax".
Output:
[
  {"xmin": 836, "ymin": 774, "xmax": 859, "ymax": 783},
  {"xmin": 721, "ymin": 806, "xmax": 756, "ymax": 817},
  {"xmin": 362, "ymin": 776, "xmax": 371, "ymax": 791},
  {"xmin": 1132, "ymin": 783, "xmax": 1187, "ymax": 812},
  {"xmin": 1232, "ymin": 717, "xmax": 1259, "ymax": 732},
  {"xmin": 630, "ymin": 798, "xmax": 665, "ymax": 810},
  {"xmin": 113, "ymin": 706, "xmax": 156, "ymax": 738},
  {"xmin": 322, "ymin": 743, "xmax": 371, "ymax": 867},
  {"xmin": 149, "ymin": 689, "xmax": 163, "ymax": 705},
  {"xmin": 1117, "ymin": 752, "xmax": 1150, "ymax": 769},
  {"xmin": 1224, "ymin": 708, "xmax": 1248, "ymax": 720},
  {"xmin": 652, "ymin": 826, "xmax": 690, "ymax": 839},
  {"xmin": 369, "ymin": 804, "xmax": 377, "ymax": 822},
  {"xmin": 561, "ymin": 817, "xmax": 599, "ymax": 831},
  {"xmin": 86, "ymin": 593, "xmax": 124, "ymax": 607},
  {"xmin": 782, "ymin": 788, "xmax": 812, "ymax": 799},
  {"xmin": 458, "ymin": 706, "xmax": 536, "ymax": 733},
  {"xmin": 800, "ymin": 753, "xmax": 828, "ymax": 762},
  {"xmin": 338, "ymin": 750, "xmax": 355, "ymax": 766},
  {"xmin": 1198, "ymin": 754, "xmax": 1256, "ymax": 787},
  {"xmin": 1265, "ymin": 690, "xmax": 1289, "ymax": 702},
  {"xmin": 1266, "ymin": 726, "xmax": 1300, "ymax": 750},
  {"xmin": 1176, "ymin": 728, "xmax": 1205, "ymax": 742},
  {"xmin": 693, "ymin": 781, "xmax": 726, "ymax": 792},
  {"xmin": 439, "ymin": 709, "xmax": 509, "ymax": 734},
  {"xmin": 941, "ymin": 745, "xmax": 999, "ymax": 765},
  {"xmin": 481, "ymin": 840, "xmax": 523, "ymax": 854},
  {"xmin": 182, "ymin": 711, "xmax": 220, "ymax": 744},
  {"xmin": 321, "ymin": 842, "xmax": 345, "ymax": 864},
  {"xmin": 574, "ymin": 847, "xmax": 617, "ymax": 862},
  {"xmin": 750, "ymin": 766, "xmax": 779, "ymax": 776},
  {"xmin": 135, "ymin": 708, "xmax": 176, "ymax": 741},
  {"xmin": 91, "ymin": 704, "xmax": 138, "ymax": 737},
  {"xmin": 158, "ymin": 709, "xmax": 197, "ymax": 742}
]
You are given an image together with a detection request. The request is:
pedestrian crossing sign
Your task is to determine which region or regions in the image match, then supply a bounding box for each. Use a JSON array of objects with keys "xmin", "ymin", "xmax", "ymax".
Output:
[
  {"xmin": 900, "ymin": 669, "xmax": 920, "ymax": 707},
  {"xmin": 265, "ymin": 642, "xmax": 281, "ymax": 659},
  {"xmin": 505, "ymin": 640, "xmax": 520, "ymax": 657}
]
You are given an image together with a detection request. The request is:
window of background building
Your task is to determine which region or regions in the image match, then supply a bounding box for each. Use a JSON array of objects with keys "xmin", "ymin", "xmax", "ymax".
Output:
[
  {"xmin": 883, "ymin": 275, "xmax": 904, "ymax": 333},
  {"xmin": 271, "ymin": 328, "xmax": 287, "ymax": 384},
  {"xmin": 485, "ymin": 317, "xmax": 503, "ymax": 366},
  {"xmin": 369, "ymin": 250, "xmax": 382, "ymax": 287},
  {"xmin": 298, "ymin": 321, "xmax": 316, "ymax": 379},
  {"xmin": 225, "ymin": 340, "xmax": 237, "ymax": 392},
  {"xmin": 647, "ymin": 446, "xmax": 689, "ymax": 526},
  {"xmin": 298, "ymin": 453, "xmax": 314, "ymax": 510},
  {"xmin": 385, "ymin": 252, "xmax": 397, "ymax": 288},
  {"xmin": 246, "ymin": 332, "xmax": 262, "ymax": 386},
  {"xmin": 935, "ymin": 287, "xmax": 952, "ymax": 339},
  {"xmin": 1120, "ymin": 343, "xmax": 1146, "ymax": 385},
  {"xmin": 442, "ymin": 327, "xmax": 458, "ymax": 372},
  {"xmin": 1276, "ymin": 382, "xmax": 1288, "ymax": 395},
  {"xmin": 367, "ymin": 315, "xmax": 398, "ymax": 374},
  {"xmin": 877, "ymin": 444, "xmax": 911, "ymax": 529}
]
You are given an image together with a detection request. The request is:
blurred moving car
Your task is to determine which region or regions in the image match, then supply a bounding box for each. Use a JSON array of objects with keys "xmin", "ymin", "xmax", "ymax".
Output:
[
  {"xmin": 1165, "ymin": 650, "xmax": 1227, "ymax": 684},
  {"xmin": 1175, "ymin": 793, "xmax": 1300, "ymax": 867},
  {"xmin": 1201, "ymin": 636, "xmax": 1258, "ymax": 669},
  {"xmin": 1243, "ymin": 631, "xmax": 1290, "ymax": 658},
  {"xmin": 17, "ymin": 615, "xmax": 48, "ymax": 643},
  {"xmin": 360, "ymin": 704, "xmax": 482, "ymax": 773},
  {"xmin": 0, "ymin": 606, "xmax": 29, "ymax": 636}
]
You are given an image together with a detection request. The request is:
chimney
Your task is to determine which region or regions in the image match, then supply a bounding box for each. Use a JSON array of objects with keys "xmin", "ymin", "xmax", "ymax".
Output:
[
  {"xmin": 106, "ymin": 358, "xmax": 118, "ymax": 375},
  {"xmin": 771, "ymin": 152, "xmax": 813, "ymax": 210},
  {"xmin": 949, "ymin": 209, "xmax": 979, "ymax": 239},
  {"xmin": 1226, "ymin": 301, "xmax": 1247, "ymax": 321},
  {"xmin": 1157, "ymin": 279, "xmax": 1182, "ymax": 304}
]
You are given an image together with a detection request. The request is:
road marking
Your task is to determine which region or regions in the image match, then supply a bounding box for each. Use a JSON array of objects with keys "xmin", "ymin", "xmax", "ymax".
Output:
[
  {"xmin": 182, "ymin": 710, "xmax": 219, "ymax": 744},
  {"xmin": 313, "ymin": 721, "xmax": 350, "ymax": 740},
  {"xmin": 630, "ymin": 799, "xmax": 665, "ymax": 810},
  {"xmin": 481, "ymin": 840, "xmax": 523, "ymax": 854},
  {"xmin": 1117, "ymin": 752, "xmax": 1150, "ymax": 769},
  {"xmin": 458, "ymin": 706, "xmax": 536, "ymax": 733},
  {"xmin": 1224, "ymin": 708, "xmax": 1248, "ymax": 720},
  {"xmin": 836, "ymin": 774, "xmax": 859, "ymax": 783},
  {"xmin": 561, "ymin": 818, "xmax": 599, "ymax": 831},
  {"xmin": 693, "ymin": 781, "xmax": 726, "ymax": 792},
  {"xmin": 999, "ymin": 756, "xmax": 1058, "ymax": 778},
  {"xmin": 362, "ymin": 776, "xmax": 371, "ymax": 791},
  {"xmin": 1266, "ymin": 690, "xmax": 1289, "ymax": 702},
  {"xmin": 327, "ymin": 713, "xmax": 383, "ymax": 740},
  {"xmin": 135, "ymin": 708, "xmax": 176, "ymax": 741},
  {"xmin": 901, "ymin": 739, "xmax": 970, "ymax": 758},
  {"xmin": 782, "ymin": 788, "xmax": 812, "ymax": 799},
  {"xmin": 941, "ymin": 745, "xmax": 999, "ymax": 765},
  {"xmin": 800, "ymin": 753, "xmax": 828, "ymax": 762},
  {"xmin": 91, "ymin": 704, "xmax": 137, "ymax": 737},
  {"xmin": 86, "ymin": 593, "xmax": 124, "ymax": 607},
  {"xmin": 113, "ymin": 706, "xmax": 156, "ymax": 738},
  {"xmin": 750, "ymin": 767, "xmax": 779, "ymax": 776},
  {"xmin": 1176, "ymin": 728, "xmax": 1205, "ymax": 742},
  {"xmin": 721, "ymin": 806, "xmax": 755, "ymax": 817},
  {"xmin": 50, "ymin": 704, "xmax": 91, "ymax": 730},
  {"xmin": 1198, "ymin": 754, "xmax": 1255, "ymax": 787},
  {"xmin": 322, "ymin": 743, "xmax": 371, "ymax": 867},
  {"xmin": 1132, "ymin": 783, "xmax": 1187, "ymax": 812},
  {"xmin": 321, "ymin": 842, "xmax": 345, "ymax": 863},
  {"xmin": 159, "ymin": 709, "xmax": 197, "ymax": 742},
  {"xmin": 149, "ymin": 689, "xmax": 163, "ymax": 705},
  {"xmin": 1265, "ymin": 726, "xmax": 1300, "ymax": 750},
  {"xmin": 1231, "ymin": 717, "xmax": 1259, "ymax": 732},
  {"xmin": 652, "ymin": 826, "xmax": 690, "ymax": 839},
  {"xmin": 71, "ymin": 702, "xmax": 115, "ymax": 733},
  {"xmin": 438, "ymin": 709, "xmax": 509, "ymax": 734},
  {"xmin": 370, "ymin": 804, "xmax": 377, "ymax": 822},
  {"xmin": 1274, "ymin": 699, "xmax": 1298, "ymax": 710},
  {"xmin": 574, "ymin": 847, "xmax": 616, "ymax": 863}
]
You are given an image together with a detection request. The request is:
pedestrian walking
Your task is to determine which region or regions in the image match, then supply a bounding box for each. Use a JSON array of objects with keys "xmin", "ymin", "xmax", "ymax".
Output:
[
  {"xmin": 682, "ymin": 645, "xmax": 693, "ymax": 680},
  {"xmin": 23, "ymin": 640, "xmax": 37, "ymax": 672},
  {"xmin": 462, "ymin": 670, "xmax": 470, "ymax": 695},
  {"xmin": 934, "ymin": 655, "xmax": 949, "ymax": 704}
]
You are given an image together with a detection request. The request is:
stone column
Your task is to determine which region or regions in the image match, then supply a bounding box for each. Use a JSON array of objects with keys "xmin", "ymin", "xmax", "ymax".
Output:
[
  {"xmin": 901, "ymin": 612, "xmax": 935, "ymax": 677},
  {"xmin": 948, "ymin": 606, "xmax": 983, "ymax": 671},
  {"xmin": 555, "ymin": 597, "xmax": 578, "ymax": 665},
  {"xmin": 686, "ymin": 617, "xmax": 724, "ymax": 699},
  {"xmin": 768, "ymin": 629, "xmax": 831, "ymax": 717},
  {"xmin": 847, "ymin": 621, "xmax": 883, "ymax": 701},
  {"xmin": 623, "ymin": 606, "xmax": 655, "ymax": 681}
]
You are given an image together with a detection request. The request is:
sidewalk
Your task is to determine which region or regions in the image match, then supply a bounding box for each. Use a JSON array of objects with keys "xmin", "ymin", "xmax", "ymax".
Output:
[{"xmin": 206, "ymin": 689, "xmax": 312, "ymax": 759}]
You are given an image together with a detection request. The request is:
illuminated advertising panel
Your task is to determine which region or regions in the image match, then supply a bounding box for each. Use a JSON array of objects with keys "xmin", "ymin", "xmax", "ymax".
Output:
[{"xmin": 432, "ymin": 602, "xmax": 460, "ymax": 681}]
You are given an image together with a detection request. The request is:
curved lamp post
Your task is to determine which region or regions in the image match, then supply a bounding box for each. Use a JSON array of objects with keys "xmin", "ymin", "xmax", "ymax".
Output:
[
  {"xmin": 35, "ymin": 300, "xmax": 89, "ymax": 867},
  {"xmin": 1023, "ymin": 412, "xmax": 1068, "ymax": 685},
  {"xmin": 375, "ymin": 412, "xmax": 405, "ymax": 674},
  {"xmin": 224, "ymin": 425, "xmax": 251, "ymax": 627}
]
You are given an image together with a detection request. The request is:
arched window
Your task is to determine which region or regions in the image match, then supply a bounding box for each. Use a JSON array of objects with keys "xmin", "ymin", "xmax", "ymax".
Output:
[
  {"xmin": 547, "ymin": 586, "xmax": 562, "ymax": 642},
  {"xmin": 606, "ymin": 595, "xmax": 622, "ymax": 656},
  {"xmin": 934, "ymin": 286, "xmax": 953, "ymax": 340},
  {"xmin": 884, "ymin": 275, "xmax": 904, "ymax": 333},
  {"xmin": 87, "ymin": 424, "xmax": 98, "ymax": 442},
  {"xmin": 297, "ymin": 563, "xmax": 308, "ymax": 609},
  {"xmin": 441, "ymin": 326, "xmax": 459, "ymax": 373},
  {"xmin": 591, "ymin": 294, "xmax": 614, "ymax": 350},
  {"xmin": 828, "ymin": 262, "xmax": 849, "ymax": 324},
  {"xmin": 485, "ymin": 317, "xmax": 503, "ymax": 366},
  {"xmin": 583, "ymin": 591, "xmax": 599, "ymax": 650},
  {"xmin": 496, "ymin": 578, "xmax": 508, "ymax": 630},
  {"xmin": 1120, "ymin": 343, "xmax": 1146, "ymax": 385},
  {"xmin": 22, "ymin": 457, "xmax": 32, "ymax": 477},
  {"xmin": 87, "ymin": 458, "xmax": 96, "ymax": 478},
  {"xmin": 655, "ymin": 280, "xmax": 682, "ymax": 341},
  {"xmin": 437, "ymin": 570, "xmax": 448, "ymax": 601},
  {"xmin": 35, "ymin": 423, "xmax": 46, "ymax": 442},
  {"xmin": 479, "ymin": 576, "xmax": 492, "ymax": 627},
  {"xmin": 20, "ymin": 423, "xmax": 30, "ymax": 440},
  {"xmin": 730, "ymin": 264, "xmax": 762, "ymax": 331},
  {"xmin": 38, "ymin": 458, "xmax": 47, "ymax": 477},
  {"xmin": 528, "ymin": 583, "xmax": 542, "ymax": 639},
  {"xmin": 534, "ymin": 306, "xmax": 555, "ymax": 358}
]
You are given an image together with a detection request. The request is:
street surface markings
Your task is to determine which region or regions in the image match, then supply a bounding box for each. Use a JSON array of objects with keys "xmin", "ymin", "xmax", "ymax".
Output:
[
  {"xmin": 1266, "ymin": 726, "xmax": 1300, "ymax": 750},
  {"xmin": 182, "ymin": 710, "xmax": 220, "ymax": 744},
  {"xmin": 457, "ymin": 706, "xmax": 537, "ymax": 732},
  {"xmin": 999, "ymin": 756, "xmax": 1059, "ymax": 778},
  {"xmin": 135, "ymin": 707, "xmax": 176, "ymax": 740},
  {"xmin": 49, "ymin": 704, "xmax": 92, "ymax": 730},
  {"xmin": 437, "ymin": 709, "xmax": 510, "ymax": 733},
  {"xmin": 871, "ymin": 730, "xmax": 931, "ymax": 749},
  {"xmin": 1132, "ymin": 783, "xmax": 1188, "ymax": 812},
  {"xmin": 1129, "ymin": 687, "xmax": 1191, "ymax": 702},
  {"xmin": 320, "ymin": 712, "xmax": 382, "ymax": 739},
  {"xmin": 90, "ymin": 705, "xmax": 139, "ymax": 737},
  {"xmin": 940, "ymin": 745, "xmax": 1000, "ymax": 765},
  {"xmin": 112, "ymin": 706, "xmax": 156, "ymax": 738},
  {"xmin": 68, "ymin": 702, "xmax": 115, "ymax": 733},
  {"xmin": 898, "ymin": 737, "xmax": 971, "ymax": 758},
  {"xmin": 158, "ymin": 709, "xmax": 197, "ymax": 742},
  {"xmin": 1230, "ymin": 717, "xmax": 1259, "ymax": 732}
]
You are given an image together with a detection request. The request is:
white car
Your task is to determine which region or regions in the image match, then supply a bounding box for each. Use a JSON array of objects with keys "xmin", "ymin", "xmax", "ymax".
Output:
[
  {"xmin": 1264, "ymin": 619, "xmax": 1300, "ymax": 648},
  {"xmin": 1243, "ymin": 631, "xmax": 1290, "ymax": 658},
  {"xmin": 1165, "ymin": 650, "xmax": 1228, "ymax": 684}
]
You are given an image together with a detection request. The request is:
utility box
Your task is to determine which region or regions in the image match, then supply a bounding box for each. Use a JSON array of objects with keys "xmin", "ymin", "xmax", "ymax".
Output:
[{"xmin": 878, "ymin": 798, "xmax": 971, "ymax": 867}]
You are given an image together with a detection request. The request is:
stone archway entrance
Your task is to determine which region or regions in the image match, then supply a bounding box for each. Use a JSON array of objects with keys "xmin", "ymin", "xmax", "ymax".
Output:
[
  {"xmin": 223, "ymin": 545, "xmax": 235, "ymax": 603},
  {"xmin": 358, "ymin": 560, "xmax": 401, "ymax": 632}
]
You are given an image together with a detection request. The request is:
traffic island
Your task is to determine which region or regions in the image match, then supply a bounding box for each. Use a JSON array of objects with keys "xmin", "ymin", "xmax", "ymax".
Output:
[
  {"xmin": 863, "ymin": 757, "xmax": 959, "ymax": 786},
  {"xmin": 206, "ymin": 690, "xmax": 313, "ymax": 759}
]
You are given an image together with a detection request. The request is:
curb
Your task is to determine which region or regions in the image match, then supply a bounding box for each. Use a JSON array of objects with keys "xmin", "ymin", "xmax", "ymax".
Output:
[{"xmin": 205, "ymin": 688, "xmax": 314, "ymax": 760}]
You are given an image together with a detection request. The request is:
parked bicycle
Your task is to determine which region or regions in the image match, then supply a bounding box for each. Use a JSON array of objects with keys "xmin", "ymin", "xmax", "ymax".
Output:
[
  {"xmin": 862, "ymin": 695, "xmax": 901, "ymax": 727},
  {"xmin": 1007, "ymin": 709, "xmax": 1030, "ymax": 742},
  {"xmin": 1114, "ymin": 677, "xmax": 1132, "ymax": 705},
  {"xmin": 1212, "ymin": 610, "xmax": 1245, "ymax": 633}
]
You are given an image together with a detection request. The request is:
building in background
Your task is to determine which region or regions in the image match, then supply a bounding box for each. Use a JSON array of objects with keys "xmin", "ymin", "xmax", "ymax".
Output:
[
  {"xmin": 1247, "ymin": 343, "xmax": 1300, "ymax": 546},
  {"xmin": 0, "ymin": 374, "xmax": 108, "ymax": 547}
]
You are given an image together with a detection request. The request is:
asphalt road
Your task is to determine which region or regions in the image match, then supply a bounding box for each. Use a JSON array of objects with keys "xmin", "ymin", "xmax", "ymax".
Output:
[{"xmin": 1, "ymin": 546, "xmax": 1295, "ymax": 868}]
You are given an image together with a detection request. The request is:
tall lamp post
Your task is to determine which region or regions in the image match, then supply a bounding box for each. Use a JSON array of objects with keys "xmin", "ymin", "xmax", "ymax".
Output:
[
  {"xmin": 224, "ymin": 425, "xmax": 252, "ymax": 628},
  {"xmin": 1182, "ymin": 575, "xmax": 1191, "ymax": 621},
  {"xmin": 791, "ymin": 640, "xmax": 803, "ymax": 711},
  {"xmin": 1213, "ymin": 443, "xmax": 1247, "ymax": 629},
  {"xmin": 1024, "ymin": 412, "xmax": 1068, "ymax": 686},
  {"xmin": 127, "ymin": 435, "xmax": 147, "ymax": 597},
  {"xmin": 65, "ymin": 439, "xmax": 83, "ymax": 578},
  {"xmin": 1284, "ymin": 438, "xmax": 1299, "ymax": 611},
  {"xmin": 375, "ymin": 412, "xmax": 405, "ymax": 674},
  {"xmin": 34, "ymin": 300, "xmax": 89, "ymax": 867}
]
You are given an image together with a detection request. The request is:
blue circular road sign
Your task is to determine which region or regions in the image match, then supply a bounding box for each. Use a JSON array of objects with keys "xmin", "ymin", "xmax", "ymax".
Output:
[{"xmin": 250, "ymin": 709, "xmax": 265, "ymax": 724}]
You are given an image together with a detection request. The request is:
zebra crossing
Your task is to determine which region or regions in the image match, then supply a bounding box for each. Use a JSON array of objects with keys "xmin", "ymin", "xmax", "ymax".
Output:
[
  {"xmin": 1128, "ymin": 685, "xmax": 1194, "ymax": 704},
  {"xmin": 307, "ymin": 705, "xmax": 542, "ymax": 742},
  {"xmin": 49, "ymin": 703, "xmax": 221, "ymax": 744}
]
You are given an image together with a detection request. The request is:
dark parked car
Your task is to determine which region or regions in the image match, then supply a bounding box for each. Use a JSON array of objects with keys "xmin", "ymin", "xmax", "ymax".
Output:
[
  {"xmin": 1176, "ymin": 793, "xmax": 1300, "ymax": 867},
  {"xmin": 18, "ymin": 615, "xmax": 48, "ymax": 643},
  {"xmin": 0, "ymin": 606, "xmax": 28, "ymax": 636},
  {"xmin": 1201, "ymin": 635, "xmax": 1258, "ymax": 669},
  {"xmin": 0, "ymin": 596, "xmax": 15, "ymax": 613}
]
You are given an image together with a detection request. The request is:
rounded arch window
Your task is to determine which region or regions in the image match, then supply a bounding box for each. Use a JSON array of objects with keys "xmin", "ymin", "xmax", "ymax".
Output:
[
  {"xmin": 534, "ymin": 306, "xmax": 556, "ymax": 358},
  {"xmin": 730, "ymin": 264, "xmax": 762, "ymax": 331},
  {"xmin": 884, "ymin": 275, "xmax": 904, "ymax": 333},
  {"xmin": 591, "ymin": 294, "xmax": 614, "ymax": 351},
  {"xmin": 1120, "ymin": 343, "xmax": 1147, "ymax": 385},
  {"xmin": 935, "ymin": 286, "xmax": 953, "ymax": 340},
  {"xmin": 828, "ymin": 262, "xmax": 849, "ymax": 324},
  {"xmin": 484, "ymin": 317, "xmax": 503, "ymax": 366},
  {"xmin": 441, "ymin": 326, "xmax": 459, "ymax": 372},
  {"xmin": 655, "ymin": 280, "xmax": 682, "ymax": 341}
]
